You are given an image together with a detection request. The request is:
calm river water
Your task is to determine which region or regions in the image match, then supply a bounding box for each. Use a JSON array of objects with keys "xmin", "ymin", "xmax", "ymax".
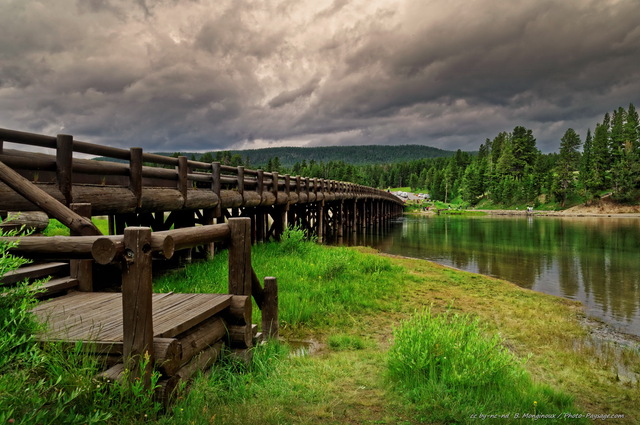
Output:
[{"xmin": 340, "ymin": 214, "xmax": 640, "ymax": 337}]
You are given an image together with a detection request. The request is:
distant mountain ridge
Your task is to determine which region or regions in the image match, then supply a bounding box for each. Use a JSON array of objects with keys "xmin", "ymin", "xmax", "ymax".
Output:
[{"xmin": 152, "ymin": 144, "xmax": 455, "ymax": 167}]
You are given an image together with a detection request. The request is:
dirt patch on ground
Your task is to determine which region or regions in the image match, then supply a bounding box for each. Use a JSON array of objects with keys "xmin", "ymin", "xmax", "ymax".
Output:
[{"xmin": 561, "ymin": 196, "xmax": 640, "ymax": 215}]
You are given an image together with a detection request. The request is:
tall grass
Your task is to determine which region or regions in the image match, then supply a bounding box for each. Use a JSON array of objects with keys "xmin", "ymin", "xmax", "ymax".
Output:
[
  {"xmin": 155, "ymin": 227, "xmax": 403, "ymax": 328},
  {"xmin": 162, "ymin": 341, "xmax": 290, "ymax": 425},
  {"xmin": 388, "ymin": 308, "xmax": 586, "ymax": 424},
  {"xmin": 1, "ymin": 220, "xmax": 161, "ymax": 424}
]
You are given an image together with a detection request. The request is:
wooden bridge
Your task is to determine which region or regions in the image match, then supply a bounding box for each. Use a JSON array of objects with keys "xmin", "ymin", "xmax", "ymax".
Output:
[{"xmin": 0, "ymin": 127, "xmax": 404, "ymax": 403}]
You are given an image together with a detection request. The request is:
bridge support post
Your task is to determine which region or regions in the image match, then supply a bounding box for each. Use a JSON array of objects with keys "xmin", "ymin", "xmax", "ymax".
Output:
[
  {"xmin": 70, "ymin": 203, "xmax": 93, "ymax": 291},
  {"xmin": 337, "ymin": 200, "xmax": 344, "ymax": 240},
  {"xmin": 317, "ymin": 201, "xmax": 325, "ymax": 243}
]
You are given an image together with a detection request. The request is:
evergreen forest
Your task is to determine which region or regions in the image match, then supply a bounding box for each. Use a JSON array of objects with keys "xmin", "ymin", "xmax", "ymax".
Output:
[{"xmin": 176, "ymin": 104, "xmax": 639, "ymax": 208}]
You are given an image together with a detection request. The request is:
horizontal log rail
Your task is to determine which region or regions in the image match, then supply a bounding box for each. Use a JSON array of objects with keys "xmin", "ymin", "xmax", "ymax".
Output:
[
  {"xmin": 0, "ymin": 222, "xmax": 234, "ymax": 264},
  {"xmin": 0, "ymin": 127, "xmax": 403, "ymax": 206}
]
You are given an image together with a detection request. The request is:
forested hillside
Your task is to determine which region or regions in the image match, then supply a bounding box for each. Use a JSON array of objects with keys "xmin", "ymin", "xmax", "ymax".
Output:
[
  {"xmin": 258, "ymin": 104, "xmax": 639, "ymax": 208},
  {"xmin": 155, "ymin": 144, "xmax": 454, "ymax": 168},
  {"xmin": 132, "ymin": 104, "xmax": 638, "ymax": 209}
]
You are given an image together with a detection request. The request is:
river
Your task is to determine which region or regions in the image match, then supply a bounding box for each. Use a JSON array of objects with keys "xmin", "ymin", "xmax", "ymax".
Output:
[{"xmin": 339, "ymin": 214, "xmax": 640, "ymax": 337}]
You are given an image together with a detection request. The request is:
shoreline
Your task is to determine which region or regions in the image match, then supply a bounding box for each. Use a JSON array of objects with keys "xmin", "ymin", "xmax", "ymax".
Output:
[
  {"xmin": 379, "ymin": 251, "xmax": 640, "ymax": 348},
  {"xmin": 409, "ymin": 209, "xmax": 640, "ymax": 218}
]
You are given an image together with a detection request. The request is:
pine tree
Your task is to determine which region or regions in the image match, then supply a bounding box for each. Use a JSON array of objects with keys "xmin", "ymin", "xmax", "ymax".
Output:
[
  {"xmin": 590, "ymin": 114, "xmax": 611, "ymax": 192},
  {"xmin": 554, "ymin": 128, "xmax": 582, "ymax": 207},
  {"xmin": 579, "ymin": 129, "xmax": 595, "ymax": 198},
  {"xmin": 511, "ymin": 126, "xmax": 538, "ymax": 178}
]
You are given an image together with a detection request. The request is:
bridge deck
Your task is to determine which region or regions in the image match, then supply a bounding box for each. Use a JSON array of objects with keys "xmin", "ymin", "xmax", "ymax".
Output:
[{"xmin": 32, "ymin": 291, "xmax": 232, "ymax": 343}]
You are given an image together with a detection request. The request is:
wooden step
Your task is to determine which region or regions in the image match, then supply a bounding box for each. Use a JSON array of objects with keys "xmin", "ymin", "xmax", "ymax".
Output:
[
  {"xmin": 35, "ymin": 276, "xmax": 79, "ymax": 298},
  {"xmin": 1, "ymin": 262, "xmax": 69, "ymax": 286}
]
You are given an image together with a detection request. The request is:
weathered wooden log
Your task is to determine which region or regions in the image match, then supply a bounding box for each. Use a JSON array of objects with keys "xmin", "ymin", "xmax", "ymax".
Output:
[
  {"xmin": 97, "ymin": 363, "xmax": 125, "ymax": 383},
  {"xmin": 72, "ymin": 185, "xmax": 137, "ymax": 214},
  {"xmin": 92, "ymin": 233, "xmax": 175, "ymax": 264},
  {"xmin": 0, "ymin": 160, "xmax": 101, "ymax": 236},
  {"xmin": 241, "ymin": 191, "xmax": 261, "ymax": 208},
  {"xmin": 228, "ymin": 218, "xmax": 252, "ymax": 297},
  {"xmin": 154, "ymin": 338, "xmax": 183, "ymax": 376},
  {"xmin": 0, "ymin": 262, "xmax": 68, "ymax": 286},
  {"xmin": 0, "ymin": 149, "xmax": 56, "ymax": 171},
  {"xmin": 2, "ymin": 235, "xmax": 104, "ymax": 259},
  {"xmin": 176, "ymin": 316, "xmax": 226, "ymax": 366},
  {"xmin": 0, "ymin": 211, "xmax": 49, "ymax": 233},
  {"xmin": 225, "ymin": 295, "xmax": 251, "ymax": 326},
  {"xmin": 0, "ymin": 233, "xmax": 173, "ymax": 263},
  {"xmin": 261, "ymin": 277, "xmax": 279, "ymax": 340},
  {"xmin": 219, "ymin": 189, "xmax": 243, "ymax": 208},
  {"xmin": 156, "ymin": 376, "xmax": 180, "ymax": 407},
  {"xmin": 251, "ymin": 268, "xmax": 264, "ymax": 309},
  {"xmin": 56, "ymin": 134, "xmax": 73, "ymax": 205},
  {"xmin": 49, "ymin": 338, "xmax": 181, "ymax": 375},
  {"xmin": 228, "ymin": 324, "xmax": 253, "ymax": 348},
  {"xmin": 35, "ymin": 276, "xmax": 79, "ymax": 298},
  {"xmin": 129, "ymin": 147, "xmax": 143, "ymax": 208},
  {"xmin": 153, "ymin": 223, "xmax": 230, "ymax": 251},
  {"xmin": 175, "ymin": 341, "xmax": 223, "ymax": 381}
]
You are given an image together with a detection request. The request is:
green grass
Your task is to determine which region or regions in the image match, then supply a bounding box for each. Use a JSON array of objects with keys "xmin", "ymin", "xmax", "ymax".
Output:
[
  {"xmin": 388, "ymin": 308, "xmax": 585, "ymax": 424},
  {"xmin": 3, "ymin": 222, "xmax": 636, "ymax": 424},
  {"xmin": 155, "ymin": 227, "xmax": 403, "ymax": 329},
  {"xmin": 43, "ymin": 218, "xmax": 110, "ymax": 236}
]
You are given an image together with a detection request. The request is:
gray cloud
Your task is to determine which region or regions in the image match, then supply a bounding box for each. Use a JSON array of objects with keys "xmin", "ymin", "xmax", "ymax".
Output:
[{"xmin": 1, "ymin": 0, "xmax": 639, "ymax": 154}]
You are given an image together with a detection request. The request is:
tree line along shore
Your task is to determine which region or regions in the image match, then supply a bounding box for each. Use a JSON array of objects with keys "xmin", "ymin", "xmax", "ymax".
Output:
[{"xmin": 160, "ymin": 103, "xmax": 638, "ymax": 212}]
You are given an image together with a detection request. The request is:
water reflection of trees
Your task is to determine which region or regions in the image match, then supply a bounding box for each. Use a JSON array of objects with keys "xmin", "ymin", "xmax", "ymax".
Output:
[{"xmin": 369, "ymin": 216, "xmax": 640, "ymax": 334}]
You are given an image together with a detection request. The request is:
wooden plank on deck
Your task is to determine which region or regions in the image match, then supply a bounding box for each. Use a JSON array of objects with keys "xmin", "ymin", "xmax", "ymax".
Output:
[
  {"xmin": 1, "ymin": 262, "xmax": 69, "ymax": 285},
  {"xmin": 32, "ymin": 292, "xmax": 232, "ymax": 343}
]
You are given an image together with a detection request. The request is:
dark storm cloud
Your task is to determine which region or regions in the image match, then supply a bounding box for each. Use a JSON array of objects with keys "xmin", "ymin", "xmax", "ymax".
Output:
[
  {"xmin": 268, "ymin": 78, "xmax": 320, "ymax": 108},
  {"xmin": 1, "ymin": 0, "xmax": 638, "ymax": 154}
]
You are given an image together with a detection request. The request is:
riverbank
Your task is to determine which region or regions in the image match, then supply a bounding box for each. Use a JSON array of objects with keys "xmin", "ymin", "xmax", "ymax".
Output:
[
  {"xmin": 156, "ymin": 239, "xmax": 639, "ymax": 424},
  {"xmin": 410, "ymin": 208, "xmax": 640, "ymax": 218},
  {"xmin": 5, "ymin": 232, "xmax": 638, "ymax": 423}
]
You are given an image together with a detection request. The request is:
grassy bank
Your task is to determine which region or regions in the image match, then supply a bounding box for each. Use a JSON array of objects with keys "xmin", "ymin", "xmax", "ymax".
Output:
[
  {"xmin": 3, "ymin": 227, "xmax": 639, "ymax": 423},
  {"xmin": 153, "ymin": 230, "xmax": 638, "ymax": 424}
]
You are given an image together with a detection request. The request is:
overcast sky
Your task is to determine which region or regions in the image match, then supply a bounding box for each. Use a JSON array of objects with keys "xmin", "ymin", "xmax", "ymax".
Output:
[{"xmin": 1, "ymin": 0, "xmax": 639, "ymax": 154}]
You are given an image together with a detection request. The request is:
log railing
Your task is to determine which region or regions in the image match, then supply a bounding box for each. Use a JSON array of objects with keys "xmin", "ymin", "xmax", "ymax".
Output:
[{"xmin": 0, "ymin": 127, "xmax": 402, "ymax": 211}]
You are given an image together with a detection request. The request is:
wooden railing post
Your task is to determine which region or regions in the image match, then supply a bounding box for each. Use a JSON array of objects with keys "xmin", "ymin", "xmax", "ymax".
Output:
[
  {"xmin": 228, "ymin": 217, "xmax": 253, "ymax": 348},
  {"xmin": 56, "ymin": 134, "xmax": 73, "ymax": 205},
  {"xmin": 256, "ymin": 169, "xmax": 264, "ymax": 197},
  {"xmin": 212, "ymin": 162, "xmax": 222, "ymax": 217},
  {"xmin": 122, "ymin": 226, "xmax": 154, "ymax": 388},
  {"xmin": 271, "ymin": 172, "xmax": 279, "ymax": 197},
  {"xmin": 129, "ymin": 147, "xmax": 143, "ymax": 209},
  {"xmin": 261, "ymin": 277, "xmax": 278, "ymax": 340},
  {"xmin": 284, "ymin": 175, "xmax": 291, "ymax": 197},
  {"xmin": 177, "ymin": 156, "xmax": 188, "ymax": 202},
  {"xmin": 235, "ymin": 166, "xmax": 244, "ymax": 196}
]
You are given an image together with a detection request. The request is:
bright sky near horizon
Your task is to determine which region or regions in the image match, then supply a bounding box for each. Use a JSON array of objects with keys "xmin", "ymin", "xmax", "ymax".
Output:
[{"xmin": 1, "ymin": 0, "xmax": 639, "ymax": 153}]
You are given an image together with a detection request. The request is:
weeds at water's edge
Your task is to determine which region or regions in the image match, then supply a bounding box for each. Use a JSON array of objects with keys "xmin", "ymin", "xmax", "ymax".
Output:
[{"xmin": 387, "ymin": 308, "xmax": 586, "ymax": 424}]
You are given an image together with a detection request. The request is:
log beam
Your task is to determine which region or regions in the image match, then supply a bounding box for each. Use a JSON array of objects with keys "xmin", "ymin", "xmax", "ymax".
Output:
[{"xmin": 0, "ymin": 160, "xmax": 101, "ymax": 236}]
